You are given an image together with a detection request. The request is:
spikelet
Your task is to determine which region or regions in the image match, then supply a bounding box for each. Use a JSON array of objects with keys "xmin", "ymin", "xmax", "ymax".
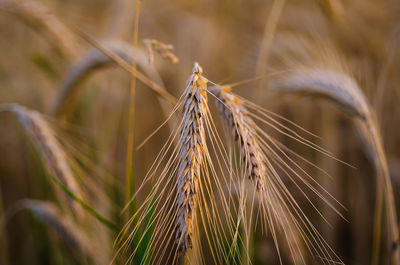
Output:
[{"xmin": 175, "ymin": 63, "xmax": 207, "ymax": 254}]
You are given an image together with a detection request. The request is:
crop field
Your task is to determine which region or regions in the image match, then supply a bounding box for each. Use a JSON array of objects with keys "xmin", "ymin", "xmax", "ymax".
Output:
[{"xmin": 0, "ymin": 0, "xmax": 399, "ymax": 264}]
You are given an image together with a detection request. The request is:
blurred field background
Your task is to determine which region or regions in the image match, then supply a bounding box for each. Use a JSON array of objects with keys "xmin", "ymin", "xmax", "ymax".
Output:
[{"xmin": 0, "ymin": 0, "xmax": 400, "ymax": 264}]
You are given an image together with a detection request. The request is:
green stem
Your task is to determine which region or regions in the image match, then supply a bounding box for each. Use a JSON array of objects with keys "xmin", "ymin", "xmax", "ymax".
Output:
[{"xmin": 51, "ymin": 174, "xmax": 119, "ymax": 232}]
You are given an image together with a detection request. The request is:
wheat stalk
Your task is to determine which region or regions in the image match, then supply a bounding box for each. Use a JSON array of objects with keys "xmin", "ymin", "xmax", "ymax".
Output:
[
  {"xmin": 0, "ymin": 103, "xmax": 121, "ymax": 233},
  {"xmin": 0, "ymin": 104, "xmax": 82, "ymax": 214},
  {"xmin": 0, "ymin": 186, "xmax": 8, "ymax": 265},
  {"xmin": 1, "ymin": 199, "xmax": 107, "ymax": 265},
  {"xmin": 271, "ymin": 67, "xmax": 399, "ymax": 265},
  {"xmin": 269, "ymin": 69, "xmax": 368, "ymax": 119},
  {"xmin": 254, "ymin": 0, "xmax": 286, "ymax": 100},
  {"xmin": 72, "ymin": 28, "xmax": 178, "ymax": 106},
  {"xmin": 0, "ymin": 0, "xmax": 81, "ymax": 60},
  {"xmin": 51, "ymin": 41, "xmax": 171, "ymax": 116},
  {"xmin": 317, "ymin": 0, "xmax": 344, "ymax": 18},
  {"xmin": 175, "ymin": 62, "xmax": 208, "ymax": 254}
]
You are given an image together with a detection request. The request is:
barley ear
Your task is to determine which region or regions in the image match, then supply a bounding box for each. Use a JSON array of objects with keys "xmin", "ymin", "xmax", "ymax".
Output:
[
  {"xmin": 210, "ymin": 86, "xmax": 266, "ymax": 191},
  {"xmin": 271, "ymin": 68, "xmax": 399, "ymax": 265},
  {"xmin": 4, "ymin": 199, "xmax": 107, "ymax": 265},
  {"xmin": 175, "ymin": 63, "xmax": 208, "ymax": 254},
  {"xmin": 0, "ymin": 0, "xmax": 81, "ymax": 60},
  {"xmin": 51, "ymin": 41, "xmax": 173, "ymax": 117}
]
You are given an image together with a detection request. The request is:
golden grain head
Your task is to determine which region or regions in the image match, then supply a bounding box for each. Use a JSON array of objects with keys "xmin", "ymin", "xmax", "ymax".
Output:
[{"xmin": 175, "ymin": 62, "xmax": 208, "ymax": 254}]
